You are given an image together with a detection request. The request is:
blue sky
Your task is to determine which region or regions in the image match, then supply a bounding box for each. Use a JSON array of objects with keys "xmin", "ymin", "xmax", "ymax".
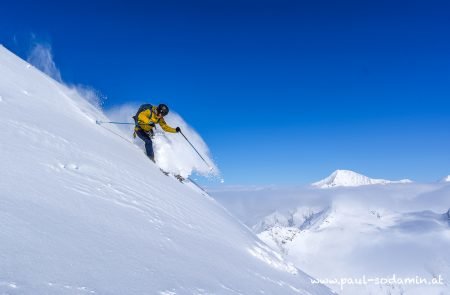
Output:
[{"xmin": 2, "ymin": 0, "xmax": 449, "ymax": 184}]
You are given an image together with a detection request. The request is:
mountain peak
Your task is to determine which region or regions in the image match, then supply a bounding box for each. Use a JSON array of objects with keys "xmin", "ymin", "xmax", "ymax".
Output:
[
  {"xmin": 441, "ymin": 175, "xmax": 450, "ymax": 182},
  {"xmin": 312, "ymin": 169, "xmax": 412, "ymax": 188}
]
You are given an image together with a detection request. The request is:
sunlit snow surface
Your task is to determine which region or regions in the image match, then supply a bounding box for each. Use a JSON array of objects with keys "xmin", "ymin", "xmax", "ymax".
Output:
[{"xmin": 0, "ymin": 45, "xmax": 332, "ymax": 295}]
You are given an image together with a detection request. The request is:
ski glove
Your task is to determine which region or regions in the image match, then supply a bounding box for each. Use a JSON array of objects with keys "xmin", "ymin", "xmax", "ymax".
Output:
[{"xmin": 176, "ymin": 127, "xmax": 181, "ymax": 133}]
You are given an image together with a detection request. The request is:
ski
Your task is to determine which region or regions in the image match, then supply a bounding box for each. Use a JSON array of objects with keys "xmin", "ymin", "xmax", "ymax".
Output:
[
  {"xmin": 160, "ymin": 168, "xmax": 186, "ymax": 183},
  {"xmin": 174, "ymin": 174, "xmax": 186, "ymax": 183}
]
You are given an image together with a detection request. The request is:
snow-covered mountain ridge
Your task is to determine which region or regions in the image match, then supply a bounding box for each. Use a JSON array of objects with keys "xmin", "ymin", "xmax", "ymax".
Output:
[
  {"xmin": 253, "ymin": 207, "xmax": 331, "ymax": 233},
  {"xmin": 312, "ymin": 169, "xmax": 412, "ymax": 188},
  {"xmin": 0, "ymin": 45, "xmax": 332, "ymax": 294}
]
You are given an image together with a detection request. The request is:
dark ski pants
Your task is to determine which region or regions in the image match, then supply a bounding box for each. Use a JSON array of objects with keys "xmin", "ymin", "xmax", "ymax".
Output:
[{"xmin": 135, "ymin": 129, "xmax": 155, "ymax": 162}]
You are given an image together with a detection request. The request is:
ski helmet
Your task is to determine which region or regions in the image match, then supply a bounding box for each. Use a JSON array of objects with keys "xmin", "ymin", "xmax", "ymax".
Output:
[{"xmin": 157, "ymin": 104, "xmax": 169, "ymax": 116}]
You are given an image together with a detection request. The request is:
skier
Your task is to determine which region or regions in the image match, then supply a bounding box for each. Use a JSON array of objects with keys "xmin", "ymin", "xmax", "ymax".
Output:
[{"xmin": 133, "ymin": 103, "xmax": 181, "ymax": 162}]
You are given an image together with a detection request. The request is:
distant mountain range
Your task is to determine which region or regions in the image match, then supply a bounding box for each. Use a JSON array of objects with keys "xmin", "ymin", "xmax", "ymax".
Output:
[{"xmin": 211, "ymin": 177, "xmax": 450, "ymax": 295}]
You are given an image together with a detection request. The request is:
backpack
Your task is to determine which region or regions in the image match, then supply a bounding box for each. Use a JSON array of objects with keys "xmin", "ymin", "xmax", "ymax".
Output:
[{"xmin": 132, "ymin": 104, "xmax": 155, "ymax": 127}]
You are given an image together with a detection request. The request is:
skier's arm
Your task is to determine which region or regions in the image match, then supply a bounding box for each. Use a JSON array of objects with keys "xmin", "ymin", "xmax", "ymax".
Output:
[{"xmin": 159, "ymin": 118, "xmax": 177, "ymax": 133}]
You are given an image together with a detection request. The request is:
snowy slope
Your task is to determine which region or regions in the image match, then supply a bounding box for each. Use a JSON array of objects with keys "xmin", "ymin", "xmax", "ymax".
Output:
[
  {"xmin": 211, "ymin": 183, "xmax": 450, "ymax": 295},
  {"xmin": 0, "ymin": 45, "xmax": 332, "ymax": 295},
  {"xmin": 312, "ymin": 169, "xmax": 412, "ymax": 188}
]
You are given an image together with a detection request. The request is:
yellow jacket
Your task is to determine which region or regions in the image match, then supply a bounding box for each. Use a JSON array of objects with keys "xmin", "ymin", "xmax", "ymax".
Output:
[{"xmin": 135, "ymin": 106, "xmax": 177, "ymax": 133}]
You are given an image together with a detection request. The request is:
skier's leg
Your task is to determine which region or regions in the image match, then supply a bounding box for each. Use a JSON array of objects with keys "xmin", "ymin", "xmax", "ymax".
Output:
[{"xmin": 135, "ymin": 129, "xmax": 155, "ymax": 162}]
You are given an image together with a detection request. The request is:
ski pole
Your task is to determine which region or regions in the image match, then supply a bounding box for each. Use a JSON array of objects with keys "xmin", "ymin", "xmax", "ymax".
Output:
[
  {"xmin": 179, "ymin": 131, "xmax": 212, "ymax": 170},
  {"xmin": 96, "ymin": 120, "xmax": 134, "ymax": 125},
  {"xmin": 96, "ymin": 120, "xmax": 154, "ymax": 126}
]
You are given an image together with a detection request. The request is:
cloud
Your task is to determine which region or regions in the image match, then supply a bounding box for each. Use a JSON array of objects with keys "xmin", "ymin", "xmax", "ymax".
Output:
[{"xmin": 27, "ymin": 43, "xmax": 62, "ymax": 82}]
